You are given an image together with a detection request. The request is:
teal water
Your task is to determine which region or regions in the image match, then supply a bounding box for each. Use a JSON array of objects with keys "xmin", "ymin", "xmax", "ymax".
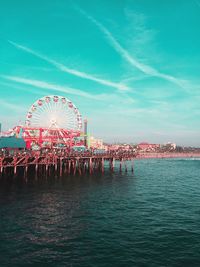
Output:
[{"xmin": 0, "ymin": 158, "xmax": 200, "ymax": 267}]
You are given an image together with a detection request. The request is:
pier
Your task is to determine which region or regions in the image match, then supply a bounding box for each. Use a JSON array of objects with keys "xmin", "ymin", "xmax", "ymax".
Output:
[
  {"xmin": 0, "ymin": 151, "xmax": 136, "ymax": 178},
  {"xmin": 0, "ymin": 151, "xmax": 200, "ymax": 179}
]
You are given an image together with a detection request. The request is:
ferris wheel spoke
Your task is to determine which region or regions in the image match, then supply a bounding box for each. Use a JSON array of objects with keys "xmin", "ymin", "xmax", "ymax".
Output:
[
  {"xmin": 46, "ymin": 102, "xmax": 52, "ymax": 116},
  {"xmin": 38, "ymin": 101, "xmax": 50, "ymax": 117},
  {"xmin": 48, "ymin": 100, "xmax": 54, "ymax": 118}
]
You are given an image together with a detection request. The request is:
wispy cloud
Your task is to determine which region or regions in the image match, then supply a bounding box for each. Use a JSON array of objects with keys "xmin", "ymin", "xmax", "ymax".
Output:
[
  {"xmin": 0, "ymin": 98, "xmax": 26, "ymax": 112},
  {"xmin": 0, "ymin": 80, "xmax": 43, "ymax": 96},
  {"xmin": 121, "ymin": 74, "xmax": 149, "ymax": 83},
  {"xmin": 1, "ymin": 75, "xmax": 103, "ymax": 100},
  {"xmin": 78, "ymin": 9, "xmax": 187, "ymax": 89},
  {"xmin": 1, "ymin": 75, "xmax": 137, "ymax": 108},
  {"xmin": 8, "ymin": 40, "xmax": 130, "ymax": 91}
]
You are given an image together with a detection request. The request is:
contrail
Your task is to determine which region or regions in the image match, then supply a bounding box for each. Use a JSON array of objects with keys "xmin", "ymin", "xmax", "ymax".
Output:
[
  {"xmin": 1, "ymin": 75, "xmax": 103, "ymax": 100},
  {"xmin": 8, "ymin": 40, "xmax": 129, "ymax": 91},
  {"xmin": 78, "ymin": 9, "xmax": 187, "ymax": 89}
]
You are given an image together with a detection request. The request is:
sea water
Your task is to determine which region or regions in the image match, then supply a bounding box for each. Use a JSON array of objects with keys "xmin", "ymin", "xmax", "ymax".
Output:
[{"xmin": 0, "ymin": 158, "xmax": 200, "ymax": 267}]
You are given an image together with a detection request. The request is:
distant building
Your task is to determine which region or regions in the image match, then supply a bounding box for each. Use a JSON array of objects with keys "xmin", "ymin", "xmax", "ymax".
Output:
[
  {"xmin": 107, "ymin": 144, "xmax": 134, "ymax": 151},
  {"xmin": 137, "ymin": 142, "xmax": 160, "ymax": 151},
  {"xmin": 108, "ymin": 144, "xmax": 120, "ymax": 151},
  {"xmin": 162, "ymin": 142, "xmax": 177, "ymax": 150}
]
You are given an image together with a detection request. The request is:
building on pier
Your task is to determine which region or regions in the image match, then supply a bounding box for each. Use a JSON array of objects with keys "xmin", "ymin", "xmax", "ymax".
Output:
[
  {"xmin": 89, "ymin": 136, "xmax": 104, "ymax": 149},
  {"xmin": 0, "ymin": 136, "xmax": 26, "ymax": 150}
]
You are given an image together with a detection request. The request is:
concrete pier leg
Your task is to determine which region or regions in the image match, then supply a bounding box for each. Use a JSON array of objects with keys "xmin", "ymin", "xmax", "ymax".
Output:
[
  {"xmin": 68, "ymin": 160, "xmax": 71, "ymax": 175},
  {"xmin": 64, "ymin": 162, "xmax": 67, "ymax": 174},
  {"xmin": 37, "ymin": 165, "xmax": 40, "ymax": 177},
  {"xmin": 35, "ymin": 164, "xmax": 38, "ymax": 179},
  {"xmin": 54, "ymin": 157, "xmax": 58, "ymax": 176},
  {"xmin": 73, "ymin": 160, "xmax": 76, "ymax": 175},
  {"xmin": 25, "ymin": 165, "xmax": 28, "ymax": 176},
  {"xmin": 60, "ymin": 159, "xmax": 62, "ymax": 177},
  {"xmin": 78, "ymin": 159, "xmax": 82, "ymax": 175},
  {"xmin": 14, "ymin": 166, "xmax": 17, "ymax": 176},
  {"xmin": 82, "ymin": 161, "xmax": 85, "ymax": 174},
  {"xmin": 24, "ymin": 165, "xmax": 28, "ymax": 182},
  {"xmin": 48, "ymin": 165, "xmax": 51, "ymax": 176},
  {"xmin": 46, "ymin": 164, "xmax": 48, "ymax": 178},
  {"xmin": 109, "ymin": 159, "xmax": 112, "ymax": 172},
  {"xmin": 101, "ymin": 158, "xmax": 104, "ymax": 173},
  {"xmin": 0, "ymin": 166, "xmax": 3, "ymax": 178},
  {"xmin": 131, "ymin": 160, "xmax": 134, "ymax": 173},
  {"xmin": 85, "ymin": 161, "xmax": 87, "ymax": 173},
  {"xmin": 95, "ymin": 159, "xmax": 97, "ymax": 171},
  {"xmin": 111, "ymin": 158, "xmax": 115, "ymax": 172},
  {"xmin": 119, "ymin": 159, "xmax": 122, "ymax": 172},
  {"xmin": 89, "ymin": 158, "xmax": 93, "ymax": 174},
  {"xmin": 125, "ymin": 161, "xmax": 128, "ymax": 172},
  {"xmin": 87, "ymin": 159, "xmax": 90, "ymax": 173}
]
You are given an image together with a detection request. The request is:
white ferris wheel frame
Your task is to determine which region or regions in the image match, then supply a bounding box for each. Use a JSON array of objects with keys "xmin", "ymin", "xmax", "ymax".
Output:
[{"xmin": 25, "ymin": 95, "xmax": 82, "ymax": 131}]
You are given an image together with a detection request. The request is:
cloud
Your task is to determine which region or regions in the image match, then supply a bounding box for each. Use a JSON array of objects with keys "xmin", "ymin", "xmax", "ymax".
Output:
[
  {"xmin": 1, "ymin": 75, "xmax": 103, "ymax": 100},
  {"xmin": 121, "ymin": 74, "xmax": 149, "ymax": 83},
  {"xmin": 78, "ymin": 9, "xmax": 187, "ymax": 89},
  {"xmin": 0, "ymin": 80, "xmax": 42, "ymax": 96},
  {"xmin": 1, "ymin": 75, "xmax": 137, "ymax": 109},
  {"xmin": 0, "ymin": 98, "xmax": 26, "ymax": 112},
  {"xmin": 8, "ymin": 40, "xmax": 130, "ymax": 91}
]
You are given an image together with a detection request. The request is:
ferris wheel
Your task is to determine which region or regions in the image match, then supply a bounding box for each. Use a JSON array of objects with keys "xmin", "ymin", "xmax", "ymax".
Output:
[{"xmin": 25, "ymin": 95, "xmax": 82, "ymax": 131}]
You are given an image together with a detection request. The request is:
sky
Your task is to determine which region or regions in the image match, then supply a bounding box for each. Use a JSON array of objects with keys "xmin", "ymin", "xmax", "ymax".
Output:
[{"xmin": 0, "ymin": 0, "xmax": 200, "ymax": 146}]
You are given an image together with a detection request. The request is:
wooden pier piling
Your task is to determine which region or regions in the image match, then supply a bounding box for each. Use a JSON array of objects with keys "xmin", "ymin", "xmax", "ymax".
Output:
[{"xmin": 0, "ymin": 152, "xmax": 137, "ymax": 179}]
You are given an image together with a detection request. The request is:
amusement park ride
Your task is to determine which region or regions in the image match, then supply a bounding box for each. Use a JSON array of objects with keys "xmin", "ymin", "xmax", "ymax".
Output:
[{"xmin": 10, "ymin": 95, "xmax": 86, "ymax": 149}]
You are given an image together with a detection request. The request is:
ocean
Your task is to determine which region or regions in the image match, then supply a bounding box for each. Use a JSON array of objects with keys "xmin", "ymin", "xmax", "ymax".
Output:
[{"xmin": 0, "ymin": 158, "xmax": 200, "ymax": 267}]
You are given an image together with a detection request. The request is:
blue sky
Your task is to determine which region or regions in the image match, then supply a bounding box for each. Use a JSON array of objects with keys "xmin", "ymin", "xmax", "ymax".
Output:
[{"xmin": 0, "ymin": 0, "xmax": 200, "ymax": 145}]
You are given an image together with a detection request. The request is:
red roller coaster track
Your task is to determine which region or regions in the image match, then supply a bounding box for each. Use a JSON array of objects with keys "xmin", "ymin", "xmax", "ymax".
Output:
[{"xmin": 13, "ymin": 126, "xmax": 84, "ymax": 149}]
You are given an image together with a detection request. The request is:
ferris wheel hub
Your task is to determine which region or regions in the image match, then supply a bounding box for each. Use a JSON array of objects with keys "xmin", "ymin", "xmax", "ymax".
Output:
[{"xmin": 50, "ymin": 118, "xmax": 57, "ymax": 127}]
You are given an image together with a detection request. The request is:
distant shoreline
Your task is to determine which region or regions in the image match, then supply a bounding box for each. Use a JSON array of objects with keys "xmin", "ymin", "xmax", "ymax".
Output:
[{"xmin": 136, "ymin": 152, "xmax": 200, "ymax": 159}]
